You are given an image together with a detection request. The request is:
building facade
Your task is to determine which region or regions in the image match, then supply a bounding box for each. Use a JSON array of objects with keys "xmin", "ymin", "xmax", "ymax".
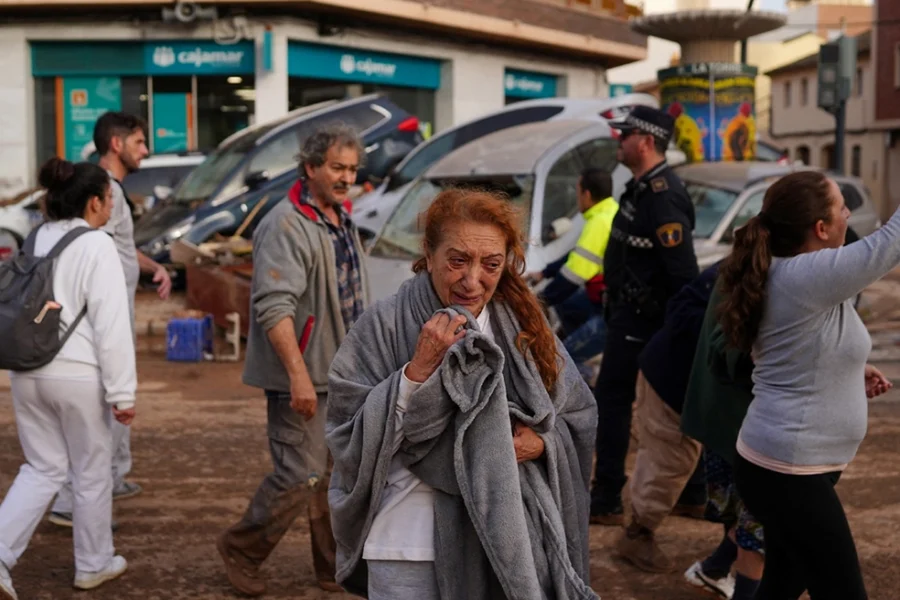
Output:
[
  {"xmin": 766, "ymin": 31, "xmax": 888, "ymax": 216},
  {"xmin": 872, "ymin": 0, "xmax": 900, "ymax": 217},
  {"xmin": 0, "ymin": 0, "xmax": 647, "ymax": 198}
]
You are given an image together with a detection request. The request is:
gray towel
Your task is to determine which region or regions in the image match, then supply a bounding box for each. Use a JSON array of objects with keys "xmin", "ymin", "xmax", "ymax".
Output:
[{"xmin": 326, "ymin": 272, "xmax": 598, "ymax": 599}]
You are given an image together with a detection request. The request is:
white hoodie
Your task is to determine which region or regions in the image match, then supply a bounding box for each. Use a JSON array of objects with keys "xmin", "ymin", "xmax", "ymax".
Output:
[{"xmin": 15, "ymin": 219, "xmax": 137, "ymax": 408}]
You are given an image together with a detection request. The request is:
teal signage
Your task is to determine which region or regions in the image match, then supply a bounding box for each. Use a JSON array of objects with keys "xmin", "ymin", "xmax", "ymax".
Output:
[
  {"xmin": 288, "ymin": 42, "xmax": 441, "ymax": 89},
  {"xmin": 62, "ymin": 77, "xmax": 121, "ymax": 161},
  {"xmin": 32, "ymin": 41, "xmax": 254, "ymax": 76},
  {"xmin": 144, "ymin": 41, "xmax": 255, "ymax": 75},
  {"xmin": 152, "ymin": 93, "xmax": 190, "ymax": 153},
  {"xmin": 609, "ymin": 83, "xmax": 634, "ymax": 97},
  {"xmin": 504, "ymin": 69, "xmax": 558, "ymax": 99},
  {"xmin": 503, "ymin": 69, "xmax": 559, "ymax": 98}
]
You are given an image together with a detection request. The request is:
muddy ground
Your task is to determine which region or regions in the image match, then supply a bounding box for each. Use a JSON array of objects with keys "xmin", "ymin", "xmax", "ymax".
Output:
[{"xmin": 2, "ymin": 287, "xmax": 900, "ymax": 599}]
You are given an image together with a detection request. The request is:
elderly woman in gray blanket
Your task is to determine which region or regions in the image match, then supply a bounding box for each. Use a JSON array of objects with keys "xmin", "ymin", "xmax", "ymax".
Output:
[{"xmin": 326, "ymin": 188, "xmax": 599, "ymax": 600}]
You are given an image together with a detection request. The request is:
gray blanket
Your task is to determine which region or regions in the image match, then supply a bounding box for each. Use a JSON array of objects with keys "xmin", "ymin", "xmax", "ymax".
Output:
[{"xmin": 326, "ymin": 272, "xmax": 598, "ymax": 599}]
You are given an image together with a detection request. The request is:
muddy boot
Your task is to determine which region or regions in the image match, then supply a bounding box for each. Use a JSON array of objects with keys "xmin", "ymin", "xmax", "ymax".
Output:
[
  {"xmin": 616, "ymin": 520, "xmax": 675, "ymax": 574},
  {"xmin": 309, "ymin": 478, "xmax": 340, "ymax": 592},
  {"xmin": 219, "ymin": 484, "xmax": 307, "ymax": 596}
]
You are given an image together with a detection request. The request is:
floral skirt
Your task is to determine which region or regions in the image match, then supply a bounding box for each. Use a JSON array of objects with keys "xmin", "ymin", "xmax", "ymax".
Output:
[{"xmin": 704, "ymin": 449, "xmax": 765, "ymax": 554}]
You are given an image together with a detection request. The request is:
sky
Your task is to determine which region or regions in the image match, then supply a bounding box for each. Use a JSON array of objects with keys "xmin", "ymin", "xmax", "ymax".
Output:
[{"xmin": 607, "ymin": 0, "xmax": 788, "ymax": 84}]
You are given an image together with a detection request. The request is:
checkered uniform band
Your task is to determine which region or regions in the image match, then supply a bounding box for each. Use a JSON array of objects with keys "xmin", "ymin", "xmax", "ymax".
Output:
[{"xmin": 626, "ymin": 115, "xmax": 669, "ymax": 141}]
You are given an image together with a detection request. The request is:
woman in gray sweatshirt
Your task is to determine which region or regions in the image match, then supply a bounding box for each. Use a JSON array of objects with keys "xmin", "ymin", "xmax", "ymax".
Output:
[{"xmin": 717, "ymin": 170, "xmax": 896, "ymax": 600}]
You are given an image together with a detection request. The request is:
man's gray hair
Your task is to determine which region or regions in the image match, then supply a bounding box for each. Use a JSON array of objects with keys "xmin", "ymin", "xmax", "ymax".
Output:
[{"xmin": 297, "ymin": 122, "xmax": 366, "ymax": 177}]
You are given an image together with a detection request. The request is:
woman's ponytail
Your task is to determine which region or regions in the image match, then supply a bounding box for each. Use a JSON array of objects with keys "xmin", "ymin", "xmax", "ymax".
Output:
[{"xmin": 717, "ymin": 215, "xmax": 771, "ymax": 352}]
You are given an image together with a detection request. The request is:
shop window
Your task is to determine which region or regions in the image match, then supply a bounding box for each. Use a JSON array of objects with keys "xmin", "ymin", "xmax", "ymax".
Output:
[
  {"xmin": 851, "ymin": 145, "xmax": 862, "ymax": 177},
  {"xmin": 796, "ymin": 145, "xmax": 810, "ymax": 165},
  {"xmin": 34, "ymin": 78, "xmax": 58, "ymax": 168},
  {"xmin": 196, "ymin": 76, "xmax": 255, "ymax": 150}
]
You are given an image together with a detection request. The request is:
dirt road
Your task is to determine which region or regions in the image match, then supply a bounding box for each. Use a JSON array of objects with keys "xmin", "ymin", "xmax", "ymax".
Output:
[{"xmin": 1, "ymin": 289, "xmax": 900, "ymax": 599}]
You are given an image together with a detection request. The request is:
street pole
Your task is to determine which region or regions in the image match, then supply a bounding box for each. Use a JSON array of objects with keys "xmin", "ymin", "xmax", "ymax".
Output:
[
  {"xmin": 739, "ymin": 0, "xmax": 756, "ymax": 64},
  {"xmin": 834, "ymin": 99, "xmax": 846, "ymax": 174}
]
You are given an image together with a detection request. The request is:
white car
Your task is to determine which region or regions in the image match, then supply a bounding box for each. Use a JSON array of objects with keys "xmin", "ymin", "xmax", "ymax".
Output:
[
  {"xmin": 352, "ymin": 93, "xmax": 674, "ymax": 242},
  {"xmin": 0, "ymin": 151, "xmax": 204, "ymax": 260},
  {"xmin": 0, "ymin": 189, "xmax": 44, "ymax": 260},
  {"xmin": 364, "ymin": 119, "xmax": 633, "ymax": 302}
]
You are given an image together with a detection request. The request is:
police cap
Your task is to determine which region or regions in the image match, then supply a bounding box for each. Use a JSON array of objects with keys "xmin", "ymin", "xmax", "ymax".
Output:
[{"xmin": 610, "ymin": 105, "xmax": 675, "ymax": 145}]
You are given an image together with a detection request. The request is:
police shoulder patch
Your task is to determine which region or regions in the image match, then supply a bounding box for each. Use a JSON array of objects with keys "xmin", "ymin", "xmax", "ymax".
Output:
[
  {"xmin": 656, "ymin": 222, "xmax": 684, "ymax": 248},
  {"xmin": 650, "ymin": 177, "xmax": 669, "ymax": 193}
]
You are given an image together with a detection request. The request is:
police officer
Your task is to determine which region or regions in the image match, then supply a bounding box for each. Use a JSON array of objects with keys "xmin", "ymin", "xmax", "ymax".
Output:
[{"xmin": 590, "ymin": 105, "xmax": 699, "ymax": 525}]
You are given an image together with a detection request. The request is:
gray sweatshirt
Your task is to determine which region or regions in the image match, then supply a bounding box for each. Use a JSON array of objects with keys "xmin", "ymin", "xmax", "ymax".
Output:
[
  {"xmin": 242, "ymin": 197, "xmax": 370, "ymax": 394},
  {"xmin": 739, "ymin": 207, "xmax": 900, "ymax": 467}
]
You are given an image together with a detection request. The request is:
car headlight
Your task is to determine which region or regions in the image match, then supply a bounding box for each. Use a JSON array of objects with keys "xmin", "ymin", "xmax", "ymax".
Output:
[{"xmin": 164, "ymin": 217, "xmax": 196, "ymax": 243}]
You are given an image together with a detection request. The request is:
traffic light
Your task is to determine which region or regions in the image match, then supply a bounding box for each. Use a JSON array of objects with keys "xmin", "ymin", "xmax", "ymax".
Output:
[{"xmin": 817, "ymin": 36, "xmax": 856, "ymax": 115}]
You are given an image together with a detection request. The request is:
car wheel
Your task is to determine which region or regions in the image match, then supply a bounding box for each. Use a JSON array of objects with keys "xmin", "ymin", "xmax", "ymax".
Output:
[{"xmin": 0, "ymin": 229, "xmax": 21, "ymax": 261}]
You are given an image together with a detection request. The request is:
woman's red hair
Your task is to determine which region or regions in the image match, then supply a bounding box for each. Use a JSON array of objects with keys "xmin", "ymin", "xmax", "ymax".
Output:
[{"xmin": 412, "ymin": 188, "xmax": 561, "ymax": 392}]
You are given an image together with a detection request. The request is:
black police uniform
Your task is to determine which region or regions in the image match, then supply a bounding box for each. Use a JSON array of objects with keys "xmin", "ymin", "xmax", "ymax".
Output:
[{"xmin": 590, "ymin": 156, "xmax": 700, "ymax": 517}]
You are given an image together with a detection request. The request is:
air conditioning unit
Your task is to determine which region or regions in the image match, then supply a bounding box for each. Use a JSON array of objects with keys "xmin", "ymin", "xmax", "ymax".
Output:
[{"xmin": 162, "ymin": 1, "xmax": 218, "ymax": 24}]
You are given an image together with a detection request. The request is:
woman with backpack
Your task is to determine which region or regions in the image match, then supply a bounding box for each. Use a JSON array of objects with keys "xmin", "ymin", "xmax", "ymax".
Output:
[{"xmin": 0, "ymin": 158, "xmax": 136, "ymax": 599}]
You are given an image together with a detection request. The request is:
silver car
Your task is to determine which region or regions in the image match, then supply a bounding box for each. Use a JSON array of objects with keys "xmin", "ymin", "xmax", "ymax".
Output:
[
  {"xmin": 352, "ymin": 94, "xmax": 670, "ymax": 241},
  {"xmin": 680, "ymin": 162, "xmax": 881, "ymax": 270},
  {"xmin": 364, "ymin": 119, "xmax": 632, "ymax": 302}
]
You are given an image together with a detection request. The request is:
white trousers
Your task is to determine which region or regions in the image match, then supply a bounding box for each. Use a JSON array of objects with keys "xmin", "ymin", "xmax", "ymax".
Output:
[
  {"xmin": 0, "ymin": 375, "xmax": 115, "ymax": 573},
  {"xmin": 52, "ymin": 421, "xmax": 130, "ymax": 513},
  {"xmin": 53, "ymin": 295, "xmax": 135, "ymax": 514}
]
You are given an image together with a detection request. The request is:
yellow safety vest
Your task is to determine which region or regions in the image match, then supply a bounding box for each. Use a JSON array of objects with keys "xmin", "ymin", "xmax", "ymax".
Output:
[{"xmin": 560, "ymin": 197, "xmax": 618, "ymax": 300}]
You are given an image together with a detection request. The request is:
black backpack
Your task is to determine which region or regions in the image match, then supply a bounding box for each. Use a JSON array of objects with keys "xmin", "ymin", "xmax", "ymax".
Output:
[{"xmin": 0, "ymin": 224, "xmax": 92, "ymax": 371}]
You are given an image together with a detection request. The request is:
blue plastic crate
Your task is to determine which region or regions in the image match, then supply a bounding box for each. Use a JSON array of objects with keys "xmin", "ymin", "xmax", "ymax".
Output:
[{"xmin": 166, "ymin": 315, "xmax": 213, "ymax": 362}]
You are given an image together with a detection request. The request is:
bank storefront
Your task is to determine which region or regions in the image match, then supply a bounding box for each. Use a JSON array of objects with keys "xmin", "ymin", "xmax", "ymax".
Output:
[
  {"xmin": 287, "ymin": 41, "xmax": 441, "ymax": 138},
  {"xmin": 504, "ymin": 68, "xmax": 559, "ymax": 104},
  {"xmin": 32, "ymin": 40, "xmax": 257, "ymax": 162}
]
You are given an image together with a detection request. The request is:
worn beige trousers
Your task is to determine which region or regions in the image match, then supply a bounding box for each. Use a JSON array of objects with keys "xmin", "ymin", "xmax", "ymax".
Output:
[{"xmin": 629, "ymin": 371, "xmax": 703, "ymax": 532}]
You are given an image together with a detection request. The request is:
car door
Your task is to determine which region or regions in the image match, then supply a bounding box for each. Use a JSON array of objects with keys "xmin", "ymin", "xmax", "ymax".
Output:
[{"xmin": 531, "ymin": 136, "xmax": 618, "ymax": 271}]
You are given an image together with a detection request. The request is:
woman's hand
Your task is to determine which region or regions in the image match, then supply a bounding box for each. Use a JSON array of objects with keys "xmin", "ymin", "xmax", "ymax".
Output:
[
  {"xmin": 405, "ymin": 313, "xmax": 468, "ymax": 383},
  {"xmin": 512, "ymin": 421, "xmax": 545, "ymax": 463},
  {"xmin": 113, "ymin": 406, "xmax": 135, "ymax": 425},
  {"xmin": 865, "ymin": 364, "xmax": 893, "ymax": 399}
]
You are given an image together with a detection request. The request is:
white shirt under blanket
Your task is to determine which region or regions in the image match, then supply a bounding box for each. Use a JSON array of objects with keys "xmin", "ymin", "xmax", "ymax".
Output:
[{"xmin": 363, "ymin": 308, "xmax": 493, "ymax": 561}]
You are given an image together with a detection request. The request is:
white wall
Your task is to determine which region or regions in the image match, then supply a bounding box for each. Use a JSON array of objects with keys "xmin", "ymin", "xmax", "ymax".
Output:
[
  {"xmin": 254, "ymin": 28, "xmax": 288, "ymax": 125},
  {"xmin": 0, "ymin": 28, "xmax": 33, "ymax": 199}
]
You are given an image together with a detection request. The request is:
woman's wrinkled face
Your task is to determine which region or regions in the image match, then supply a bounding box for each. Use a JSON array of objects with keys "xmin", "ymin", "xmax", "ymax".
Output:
[{"xmin": 426, "ymin": 221, "xmax": 507, "ymax": 318}]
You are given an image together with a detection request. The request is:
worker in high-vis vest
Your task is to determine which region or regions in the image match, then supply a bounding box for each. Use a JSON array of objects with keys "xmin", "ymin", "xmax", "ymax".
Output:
[{"xmin": 527, "ymin": 167, "xmax": 618, "ymax": 383}]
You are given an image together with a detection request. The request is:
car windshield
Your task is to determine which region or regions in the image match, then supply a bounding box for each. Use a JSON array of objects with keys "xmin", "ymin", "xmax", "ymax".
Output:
[
  {"xmin": 684, "ymin": 182, "xmax": 740, "ymax": 238},
  {"xmin": 171, "ymin": 120, "xmax": 288, "ymax": 204},
  {"xmin": 370, "ymin": 174, "xmax": 535, "ymax": 259}
]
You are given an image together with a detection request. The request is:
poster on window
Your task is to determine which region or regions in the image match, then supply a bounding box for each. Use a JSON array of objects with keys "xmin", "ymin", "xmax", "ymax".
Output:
[
  {"xmin": 152, "ymin": 93, "xmax": 192, "ymax": 153},
  {"xmin": 62, "ymin": 77, "xmax": 122, "ymax": 161},
  {"xmin": 658, "ymin": 63, "xmax": 758, "ymax": 163}
]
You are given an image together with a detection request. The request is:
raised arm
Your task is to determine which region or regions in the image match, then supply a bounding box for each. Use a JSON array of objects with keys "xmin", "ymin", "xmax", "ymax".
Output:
[{"xmin": 777, "ymin": 207, "xmax": 900, "ymax": 310}]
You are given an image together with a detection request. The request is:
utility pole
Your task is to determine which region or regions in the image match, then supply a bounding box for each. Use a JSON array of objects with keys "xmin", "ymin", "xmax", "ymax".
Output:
[
  {"xmin": 739, "ymin": 0, "xmax": 756, "ymax": 64},
  {"xmin": 817, "ymin": 35, "xmax": 856, "ymax": 175}
]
